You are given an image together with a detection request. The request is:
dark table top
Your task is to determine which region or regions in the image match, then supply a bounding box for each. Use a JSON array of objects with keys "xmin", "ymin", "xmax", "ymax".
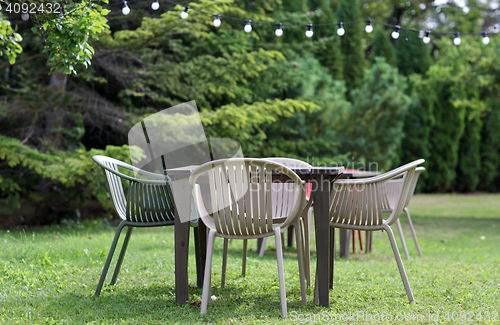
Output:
[
  {"xmin": 164, "ymin": 164, "xmax": 383, "ymax": 180},
  {"xmin": 165, "ymin": 165, "xmax": 345, "ymax": 176}
]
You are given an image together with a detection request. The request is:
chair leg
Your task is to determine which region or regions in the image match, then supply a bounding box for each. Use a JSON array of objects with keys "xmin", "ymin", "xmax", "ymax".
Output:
[
  {"xmin": 274, "ymin": 228, "xmax": 287, "ymax": 318},
  {"xmin": 221, "ymin": 238, "xmax": 228, "ymax": 288},
  {"xmin": 383, "ymin": 224, "xmax": 414, "ymax": 303},
  {"xmin": 294, "ymin": 223, "xmax": 307, "ymax": 305},
  {"xmin": 110, "ymin": 227, "xmax": 133, "ymax": 286},
  {"xmin": 405, "ymin": 208, "xmax": 422, "ymax": 256},
  {"xmin": 304, "ymin": 209, "xmax": 312, "ymax": 288},
  {"xmin": 358, "ymin": 231, "xmax": 363, "ymax": 251},
  {"xmin": 352, "ymin": 230, "xmax": 356, "ymax": 253},
  {"xmin": 365, "ymin": 231, "xmax": 371, "ymax": 253},
  {"xmin": 95, "ymin": 221, "xmax": 127, "ymax": 297},
  {"xmin": 396, "ymin": 219, "xmax": 410, "ymax": 260},
  {"xmin": 259, "ymin": 237, "xmax": 267, "ymax": 257},
  {"xmin": 201, "ymin": 230, "xmax": 216, "ymax": 314},
  {"xmin": 242, "ymin": 239, "xmax": 248, "ymax": 277},
  {"xmin": 313, "ymin": 266, "xmax": 319, "ymax": 304}
]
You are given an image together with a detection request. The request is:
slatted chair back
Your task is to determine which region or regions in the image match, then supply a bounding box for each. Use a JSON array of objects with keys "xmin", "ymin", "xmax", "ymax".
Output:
[
  {"xmin": 383, "ymin": 167, "xmax": 425, "ymax": 209},
  {"xmin": 265, "ymin": 158, "xmax": 312, "ymax": 204},
  {"xmin": 93, "ymin": 155, "xmax": 176, "ymax": 224},
  {"xmin": 190, "ymin": 158, "xmax": 306, "ymax": 237},
  {"xmin": 329, "ymin": 159, "xmax": 424, "ymax": 228}
]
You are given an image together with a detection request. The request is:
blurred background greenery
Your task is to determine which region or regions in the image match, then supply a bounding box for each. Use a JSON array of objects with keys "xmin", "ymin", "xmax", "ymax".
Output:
[{"xmin": 1, "ymin": 0, "xmax": 499, "ymax": 225}]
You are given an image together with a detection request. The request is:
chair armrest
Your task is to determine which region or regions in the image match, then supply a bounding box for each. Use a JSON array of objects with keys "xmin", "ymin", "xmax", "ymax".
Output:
[
  {"xmin": 334, "ymin": 159, "xmax": 425, "ymax": 186},
  {"xmin": 93, "ymin": 155, "xmax": 170, "ymax": 185}
]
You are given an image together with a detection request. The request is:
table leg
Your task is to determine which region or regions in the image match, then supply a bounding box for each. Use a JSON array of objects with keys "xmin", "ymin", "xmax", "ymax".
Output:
[
  {"xmin": 257, "ymin": 238, "xmax": 263, "ymax": 253},
  {"xmin": 175, "ymin": 216, "xmax": 190, "ymax": 305},
  {"xmin": 287, "ymin": 226, "xmax": 294, "ymax": 247},
  {"xmin": 194, "ymin": 220, "xmax": 207, "ymax": 288},
  {"xmin": 174, "ymin": 177, "xmax": 191, "ymax": 306},
  {"xmin": 313, "ymin": 175, "xmax": 330, "ymax": 307},
  {"xmin": 339, "ymin": 229, "xmax": 350, "ymax": 258}
]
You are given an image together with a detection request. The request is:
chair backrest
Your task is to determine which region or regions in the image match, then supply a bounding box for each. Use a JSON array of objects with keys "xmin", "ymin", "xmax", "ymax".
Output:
[
  {"xmin": 265, "ymin": 157, "xmax": 313, "ymax": 202},
  {"xmin": 93, "ymin": 155, "xmax": 176, "ymax": 223},
  {"xmin": 190, "ymin": 158, "xmax": 306, "ymax": 236},
  {"xmin": 383, "ymin": 167, "xmax": 425, "ymax": 208},
  {"xmin": 329, "ymin": 159, "xmax": 424, "ymax": 227},
  {"xmin": 95, "ymin": 156, "xmax": 128, "ymax": 220}
]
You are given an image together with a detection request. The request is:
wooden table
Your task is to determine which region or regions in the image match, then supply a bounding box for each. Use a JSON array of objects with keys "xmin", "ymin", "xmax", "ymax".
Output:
[{"xmin": 165, "ymin": 164, "xmax": 344, "ymax": 308}]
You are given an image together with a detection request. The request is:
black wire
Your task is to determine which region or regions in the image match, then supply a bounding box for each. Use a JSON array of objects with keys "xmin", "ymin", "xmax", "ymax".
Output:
[{"xmin": 104, "ymin": 0, "xmax": 499, "ymax": 37}]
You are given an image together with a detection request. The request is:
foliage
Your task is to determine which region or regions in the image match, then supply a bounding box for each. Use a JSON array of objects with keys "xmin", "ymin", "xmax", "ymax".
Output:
[
  {"xmin": 370, "ymin": 28, "xmax": 395, "ymax": 66},
  {"xmin": 311, "ymin": 5, "xmax": 343, "ymax": 81},
  {"xmin": 395, "ymin": 30, "xmax": 431, "ymax": 76},
  {"xmin": 338, "ymin": 57, "xmax": 411, "ymax": 171},
  {"xmin": 2, "ymin": 0, "xmax": 500, "ymax": 227},
  {"xmin": 423, "ymin": 38, "xmax": 497, "ymax": 192},
  {"xmin": 455, "ymin": 111, "xmax": 482, "ymax": 192},
  {"xmin": 0, "ymin": 134, "xmax": 131, "ymax": 223},
  {"xmin": 335, "ymin": 0, "xmax": 366, "ymax": 92},
  {"xmin": 258, "ymin": 55, "xmax": 350, "ymax": 162},
  {"xmin": 201, "ymin": 98, "xmax": 320, "ymax": 158},
  {"xmin": 37, "ymin": 0, "xmax": 110, "ymax": 74},
  {"xmin": 0, "ymin": 0, "xmax": 109, "ymax": 74},
  {"xmin": 479, "ymin": 99, "xmax": 500, "ymax": 191},
  {"xmin": 398, "ymin": 74, "xmax": 435, "ymax": 191},
  {"xmin": 0, "ymin": 12, "xmax": 23, "ymax": 64}
]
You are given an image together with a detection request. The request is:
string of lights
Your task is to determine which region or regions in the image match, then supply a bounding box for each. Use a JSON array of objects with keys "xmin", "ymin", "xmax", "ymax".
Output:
[
  {"xmin": 114, "ymin": 0, "xmax": 496, "ymax": 45},
  {"xmin": 13, "ymin": 0, "xmax": 496, "ymax": 46}
]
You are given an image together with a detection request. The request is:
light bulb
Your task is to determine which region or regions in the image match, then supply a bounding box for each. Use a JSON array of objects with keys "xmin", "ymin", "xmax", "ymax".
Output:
[
  {"xmin": 122, "ymin": 1, "xmax": 130, "ymax": 15},
  {"xmin": 275, "ymin": 23, "xmax": 283, "ymax": 37},
  {"xmin": 213, "ymin": 14, "xmax": 221, "ymax": 27},
  {"xmin": 337, "ymin": 22, "xmax": 345, "ymax": 36},
  {"xmin": 423, "ymin": 31, "xmax": 431, "ymax": 44},
  {"xmin": 305, "ymin": 24, "xmax": 313, "ymax": 38},
  {"xmin": 365, "ymin": 19, "xmax": 373, "ymax": 33},
  {"xmin": 392, "ymin": 25, "xmax": 400, "ymax": 39},
  {"xmin": 151, "ymin": 0, "xmax": 159, "ymax": 10},
  {"xmin": 244, "ymin": 20, "xmax": 252, "ymax": 33},
  {"xmin": 453, "ymin": 33, "xmax": 461, "ymax": 45},
  {"xmin": 482, "ymin": 32, "xmax": 490, "ymax": 45},
  {"xmin": 180, "ymin": 7, "xmax": 188, "ymax": 19},
  {"xmin": 21, "ymin": 13, "xmax": 29, "ymax": 21}
]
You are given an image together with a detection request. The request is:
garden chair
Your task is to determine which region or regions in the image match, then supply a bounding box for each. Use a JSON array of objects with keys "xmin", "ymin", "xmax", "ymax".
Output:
[
  {"xmin": 190, "ymin": 158, "xmax": 307, "ymax": 317},
  {"xmin": 376, "ymin": 167, "xmax": 425, "ymax": 259},
  {"xmin": 92, "ymin": 155, "xmax": 179, "ymax": 297},
  {"xmin": 327, "ymin": 159, "xmax": 425, "ymax": 304}
]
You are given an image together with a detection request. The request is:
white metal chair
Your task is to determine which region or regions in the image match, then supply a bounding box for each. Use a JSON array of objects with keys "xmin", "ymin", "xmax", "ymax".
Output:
[
  {"xmin": 92, "ymin": 155, "xmax": 177, "ymax": 297},
  {"xmin": 327, "ymin": 159, "xmax": 425, "ymax": 304},
  {"xmin": 190, "ymin": 158, "xmax": 307, "ymax": 318},
  {"xmin": 380, "ymin": 167, "xmax": 425, "ymax": 259}
]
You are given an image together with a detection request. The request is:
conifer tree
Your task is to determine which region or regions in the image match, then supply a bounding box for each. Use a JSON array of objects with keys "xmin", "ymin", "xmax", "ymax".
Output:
[
  {"xmin": 479, "ymin": 101, "xmax": 500, "ymax": 191},
  {"xmin": 312, "ymin": 1, "xmax": 343, "ymax": 80},
  {"xmin": 456, "ymin": 112, "xmax": 482, "ymax": 192},
  {"xmin": 336, "ymin": 0, "xmax": 366, "ymax": 91},
  {"xmin": 395, "ymin": 31, "xmax": 432, "ymax": 76},
  {"xmin": 370, "ymin": 28, "xmax": 396, "ymax": 66}
]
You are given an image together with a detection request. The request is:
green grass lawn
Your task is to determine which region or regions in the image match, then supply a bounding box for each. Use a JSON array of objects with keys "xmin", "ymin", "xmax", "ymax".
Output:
[{"xmin": 1, "ymin": 194, "xmax": 500, "ymax": 324}]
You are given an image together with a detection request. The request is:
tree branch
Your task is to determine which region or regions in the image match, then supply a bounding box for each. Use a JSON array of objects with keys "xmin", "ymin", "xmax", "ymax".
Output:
[{"xmin": 0, "ymin": 53, "xmax": 47, "ymax": 70}]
